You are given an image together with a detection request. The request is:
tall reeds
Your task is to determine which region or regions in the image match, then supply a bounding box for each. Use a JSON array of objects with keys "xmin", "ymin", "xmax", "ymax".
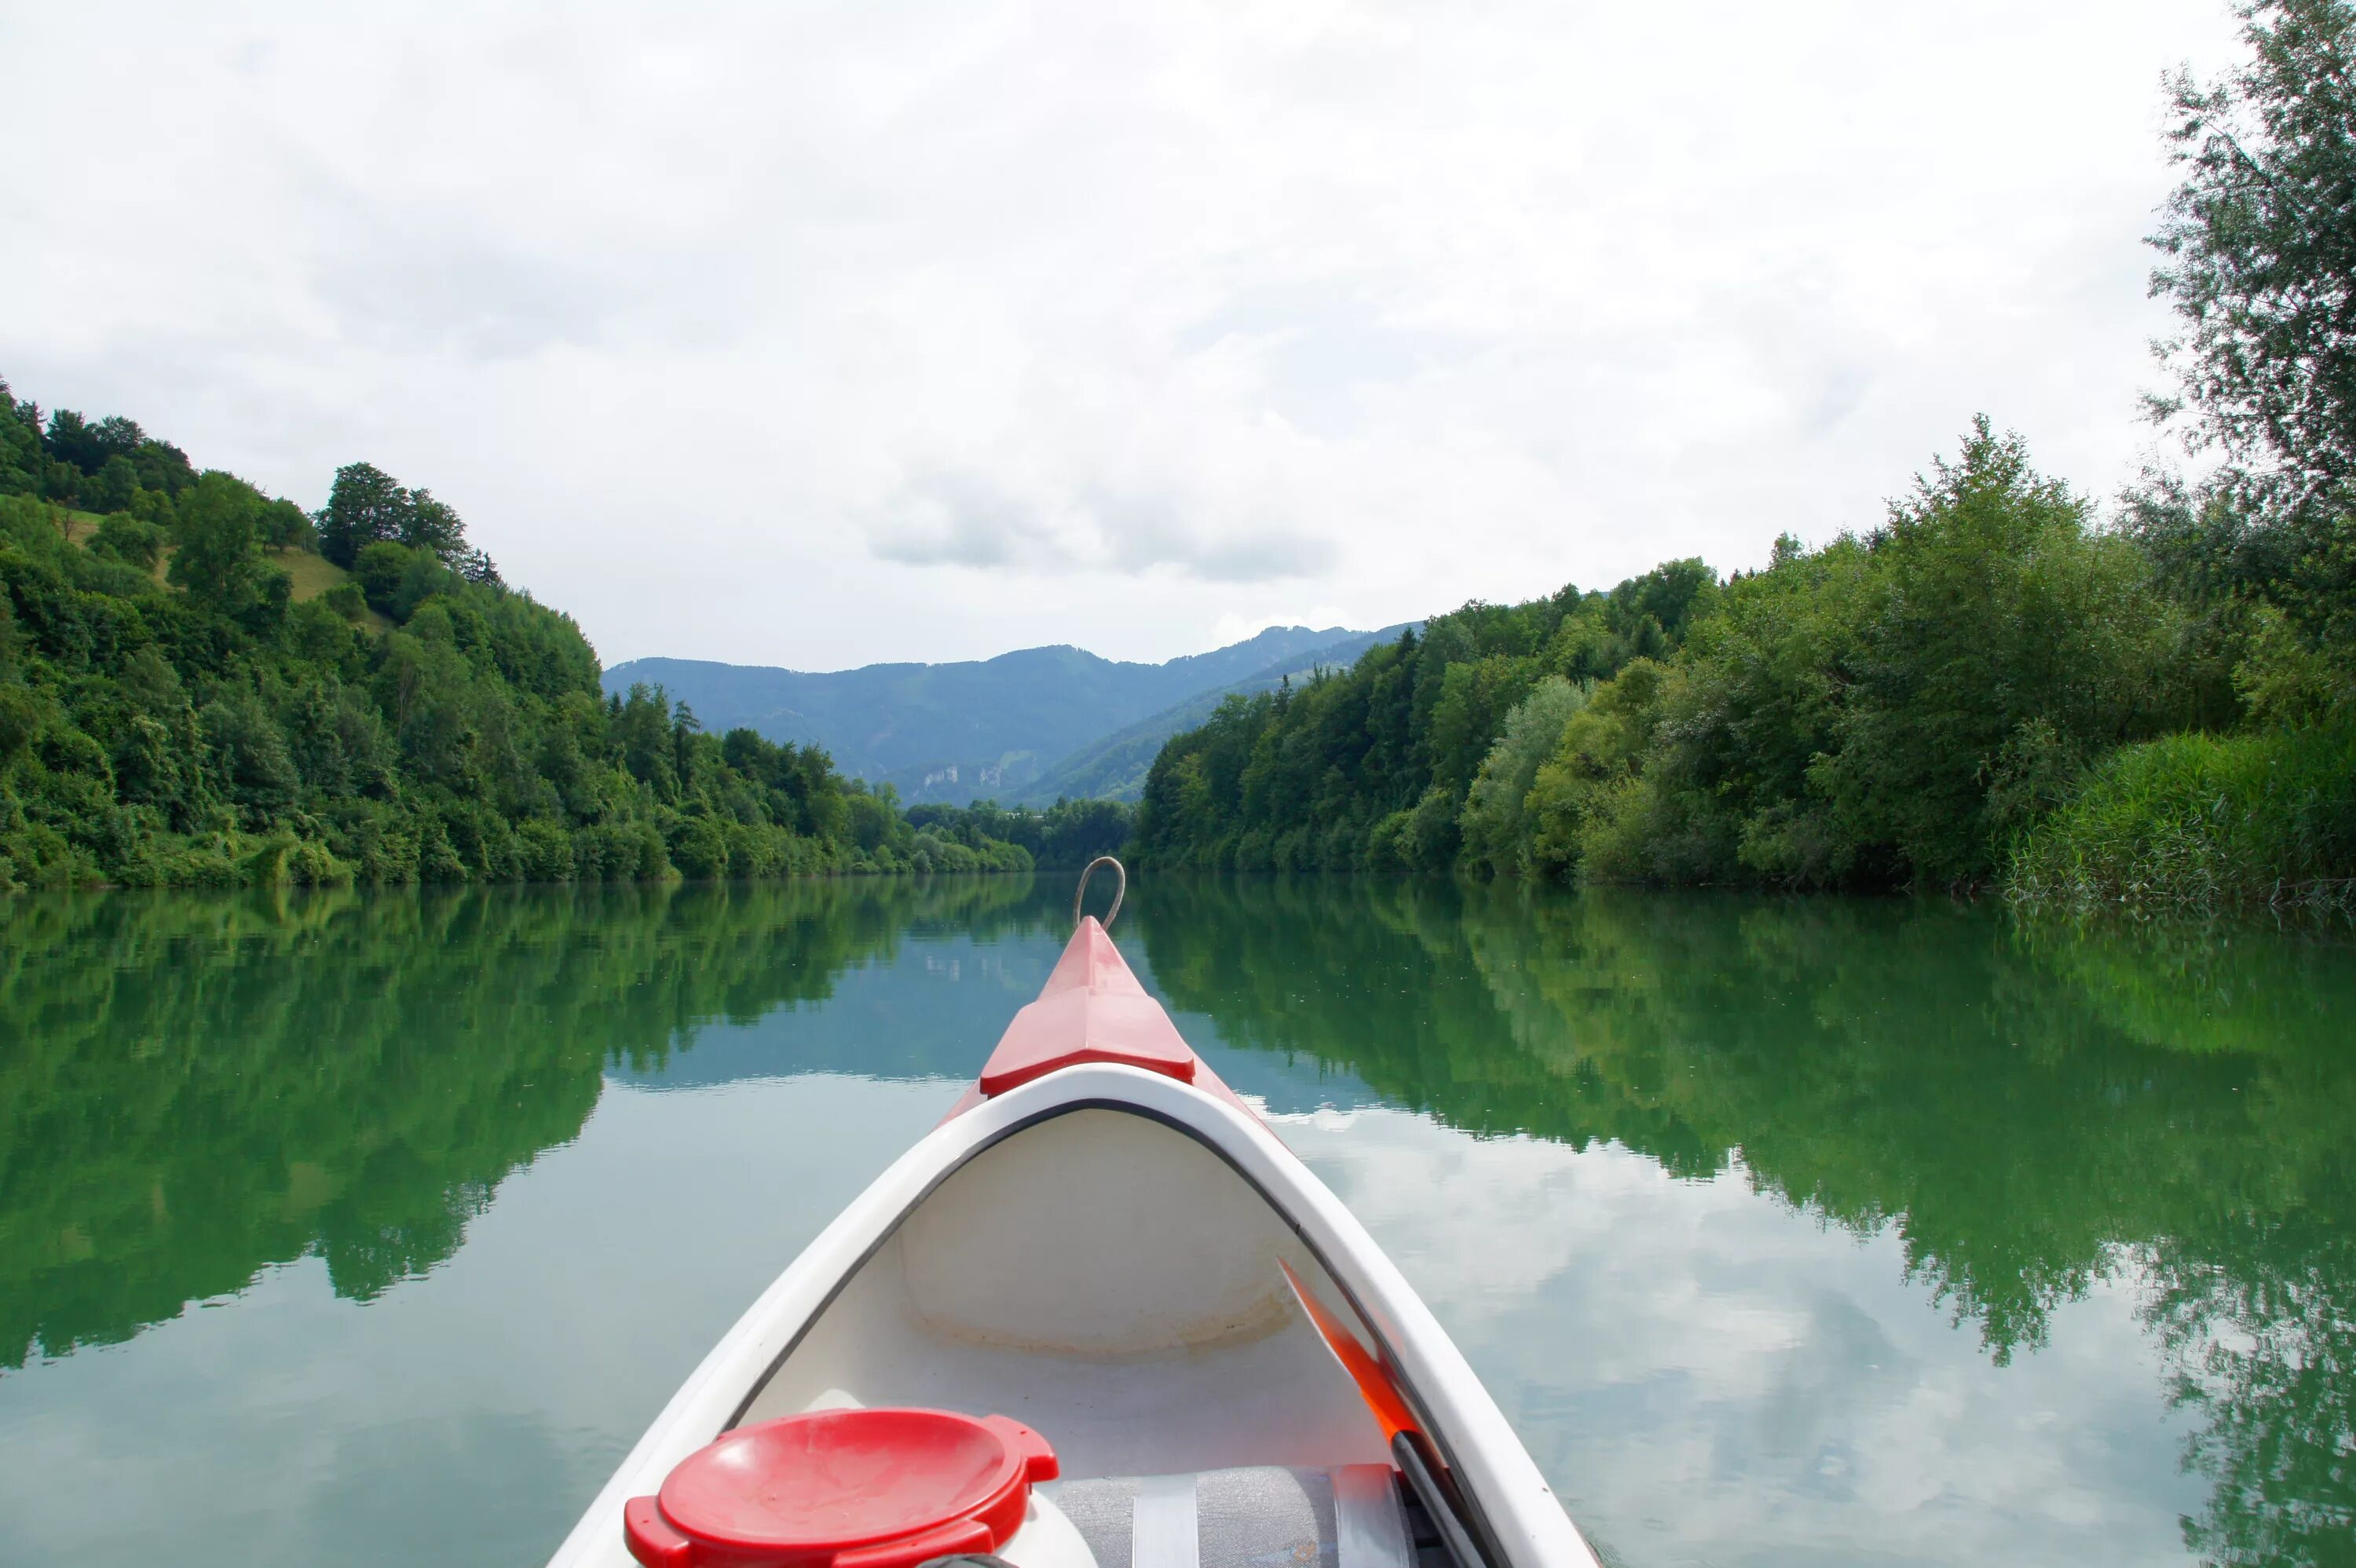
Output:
[{"xmin": 2006, "ymin": 722, "xmax": 2356, "ymax": 915}]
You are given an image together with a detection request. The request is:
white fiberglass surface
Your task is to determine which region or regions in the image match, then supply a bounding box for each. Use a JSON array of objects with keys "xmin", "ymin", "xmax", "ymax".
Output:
[{"xmin": 741, "ymin": 1108, "xmax": 1393, "ymax": 1480}]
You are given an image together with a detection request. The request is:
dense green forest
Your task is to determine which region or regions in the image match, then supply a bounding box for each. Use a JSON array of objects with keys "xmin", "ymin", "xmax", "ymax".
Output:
[
  {"xmin": 1138, "ymin": 1, "xmax": 2356, "ymax": 911},
  {"xmin": 0, "ymin": 384, "xmax": 1130, "ymax": 890}
]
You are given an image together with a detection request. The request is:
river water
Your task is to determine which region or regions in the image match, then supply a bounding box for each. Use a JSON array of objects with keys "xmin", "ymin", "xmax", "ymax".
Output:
[{"xmin": 2, "ymin": 876, "xmax": 2350, "ymax": 1567}]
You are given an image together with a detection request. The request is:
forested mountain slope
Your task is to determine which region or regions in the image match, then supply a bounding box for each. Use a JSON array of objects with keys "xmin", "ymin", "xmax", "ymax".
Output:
[
  {"xmin": 0, "ymin": 373, "xmax": 1080, "ymax": 889},
  {"xmin": 1014, "ymin": 623, "xmax": 1412, "ymax": 806},
  {"xmin": 604, "ymin": 623, "xmax": 1372, "ymax": 805}
]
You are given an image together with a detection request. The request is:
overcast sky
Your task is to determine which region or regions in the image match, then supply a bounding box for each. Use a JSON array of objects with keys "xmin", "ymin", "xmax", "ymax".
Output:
[{"xmin": 3, "ymin": 1, "xmax": 2245, "ymax": 671}]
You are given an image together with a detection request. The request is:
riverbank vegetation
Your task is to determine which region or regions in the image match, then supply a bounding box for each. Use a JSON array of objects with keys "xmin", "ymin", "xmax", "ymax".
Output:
[
  {"xmin": 1136, "ymin": 0, "xmax": 2356, "ymax": 913},
  {"xmin": 0, "ymin": 383, "xmax": 1076, "ymax": 890},
  {"xmin": 1135, "ymin": 426, "xmax": 2351, "ymax": 909}
]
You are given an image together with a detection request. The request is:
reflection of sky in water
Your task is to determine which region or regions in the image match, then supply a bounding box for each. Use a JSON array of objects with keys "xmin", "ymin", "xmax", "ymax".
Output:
[
  {"xmin": 1274, "ymin": 1110, "xmax": 2201, "ymax": 1566},
  {"xmin": 605, "ymin": 929, "xmax": 1385, "ymax": 1113},
  {"xmin": 3, "ymin": 1081, "xmax": 2201, "ymax": 1566},
  {"xmin": 0, "ymin": 1078, "xmax": 953, "ymax": 1567},
  {"xmin": 2, "ymin": 891, "xmax": 2313, "ymax": 1568}
]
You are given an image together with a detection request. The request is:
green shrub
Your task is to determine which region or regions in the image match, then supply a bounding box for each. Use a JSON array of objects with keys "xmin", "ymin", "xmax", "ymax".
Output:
[
  {"xmin": 242, "ymin": 832, "xmax": 354, "ymax": 887},
  {"xmin": 321, "ymin": 580, "xmax": 367, "ymax": 622},
  {"xmin": 90, "ymin": 514, "xmax": 162, "ymax": 570},
  {"xmin": 514, "ymin": 818, "xmax": 576, "ymax": 881},
  {"xmin": 1400, "ymin": 783, "xmax": 1462, "ymax": 871},
  {"xmin": 2007, "ymin": 722, "xmax": 2356, "ymax": 912},
  {"xmin": 352, "ymin": 541, "xmax": 414, "ymax": 614}
]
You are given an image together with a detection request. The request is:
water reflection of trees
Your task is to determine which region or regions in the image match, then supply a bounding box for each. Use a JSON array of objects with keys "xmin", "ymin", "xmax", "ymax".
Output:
[
  {"xmin": 0, "ymin": 876, "xmax": 1037, "ymax": 1369},
  {"xmin": 2149, "ymin": 1194, "xmax": 2356, "ymax": 1567},
  {"xmin": 10, "ymin": 873, "xmax": 2345, "ymax": 1560},
  {"xmin": 1135, "ymin": 876, "xmax": 2356, "ymax": 1567}
]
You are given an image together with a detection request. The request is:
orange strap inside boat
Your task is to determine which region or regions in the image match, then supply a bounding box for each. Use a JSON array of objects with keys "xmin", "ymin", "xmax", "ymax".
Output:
[{"xmin": 1279, "ymin": 1259, "xmax": 1419, "ymax": 1441}]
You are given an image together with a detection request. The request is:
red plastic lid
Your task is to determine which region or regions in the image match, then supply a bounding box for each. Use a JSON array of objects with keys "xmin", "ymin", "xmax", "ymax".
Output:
[
  {"xmin": 977, "ymin": 917, "xmax": 1198, "ymax": 1097},
  {"xmin": 624, "ymin": 1409, "xmax": 1058, "ymax": 1568}
]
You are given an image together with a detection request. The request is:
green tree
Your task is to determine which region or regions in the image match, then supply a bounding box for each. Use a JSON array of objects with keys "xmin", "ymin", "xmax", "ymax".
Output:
[
  {"xmin": 90, "ymin": 514, "xmax": 161, "ymax": 570},
  {"xmin": 130, "ymin": 436, "xmax": 194, "ymax": 495},
  {"xmin": 1812, "ymin": 422, "xmax": 2184, "ymax": 884},
  {"xmin": 86, "ymin": 455, "xmax": 138, "ymax": 514},
  {"xmin": 2149, "ymin": 0, "xmax": 2356, "ymax": 659},
  {"xmin": 166, "ymin": 473, "xmax": 267, "ymax": 612},
  {"xmin": 2153, "ymin": 0, "xmax": 2356, "ymax": 506},
  {"xmin": 0, "ymin": 378, "xmax": 42, "ymax": 496},
  {"xmin": 399, "ymin": 490, "xmax": 467, "ymax": 557},
  {"xmin": 42, "ymin": 409, "xmax": 146, "ymax": 475},
  {"xmin": 352, "ymin": 539, "xmax": 413, "ymax": 612},
  {"xmin": 317, "ymin": 462, "xmax": 411, "ymax": 568},
  {"xmin": 1579, "ymin": 423, "xmax": 2190, "ymax": 891},
  {"xmin": 1524, "ymin": 659, "xmax": 1673, "ymax": 879},
  {"xmin": 1136, "ymin": 566, "xmax": 1718, "ymax": 874},
  {"xmin": 316, "ymin": 461, "xmax": 485, "ymax": 573},
  {"xmin": 0, "ymin": 369, "xmax": 1103, "ymax": 888},
  {"xmin": 200, "ymin": 693, "xmax": 302, "ymax": 818},
  {"xmin": 1458, "ymin": 676, "xmax": 1586, "ymax": 875}
]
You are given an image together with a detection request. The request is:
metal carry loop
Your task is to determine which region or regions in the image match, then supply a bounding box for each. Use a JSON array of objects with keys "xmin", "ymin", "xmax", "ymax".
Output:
[{"xmin": 1073, "ymin": 855, "xmax": 1126, "ymax": 932}]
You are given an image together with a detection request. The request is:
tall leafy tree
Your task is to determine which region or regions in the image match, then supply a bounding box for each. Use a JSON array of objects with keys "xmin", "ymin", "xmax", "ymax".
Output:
[
  {"xmin": 40, "ymin": 410, "xmax": 149, "ymax": 478},
  {"xmin": 2153, "ymin": 0, "xmax": 2356, "ymax": 501},
  {"xmin": 316, "ymin": 461, "xmax": 490, "ymax": 576},
  {"xmin": 166, "ymin": 473, "xmax": 269, "ymax": 612},
  {"xmin": 316, "ymin": 462, "xmax": 412, "ymax": 567},
  {"xmin": 0, "ymin": 379, "xmax": 46, "ymax": 496},
  {"xmin": 399, "ymin": 490, "xmax": 467, "ymax": 557},
  {"xmin": 2149, "ymin": 0, "xmax": 2356, "ymax": 652}
]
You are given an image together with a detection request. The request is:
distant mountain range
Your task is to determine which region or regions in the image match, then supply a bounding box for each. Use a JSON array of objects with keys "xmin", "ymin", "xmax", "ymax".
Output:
[{"xmin": 603, "ymin": 623, "xmax": 1409, "ymax": 806}]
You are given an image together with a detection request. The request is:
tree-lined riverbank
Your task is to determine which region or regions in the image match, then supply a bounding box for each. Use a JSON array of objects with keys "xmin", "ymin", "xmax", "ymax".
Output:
[
  {"xmin": 1135, "ymin": 3, "xmax": 2356, "ymax": 912},
  {"xmin": 1132, "ymin": 425, "xmax": 2355, "ymax": 909}
]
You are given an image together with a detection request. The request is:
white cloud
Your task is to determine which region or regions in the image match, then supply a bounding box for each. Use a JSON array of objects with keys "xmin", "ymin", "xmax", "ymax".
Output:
[
  {"xmin": 0, "ymin": 0, "xmax": 2247, "ymax": 667},
  {"xmin": 1279, "ymin": 1111, "xmax": 2205, "ymax": 1566}
]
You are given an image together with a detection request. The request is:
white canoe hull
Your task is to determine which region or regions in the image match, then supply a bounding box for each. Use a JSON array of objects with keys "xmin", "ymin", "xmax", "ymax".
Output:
[{"xmin": 550, "ymin": 1061, "xmax": 1598, "ymax": 1568}]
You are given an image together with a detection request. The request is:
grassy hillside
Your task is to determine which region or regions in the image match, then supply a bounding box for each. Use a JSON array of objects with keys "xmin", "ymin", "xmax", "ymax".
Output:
[
  {"xmin": 57, "ymin": 509, "xmax": 388, "ymax": 630},
  {"xmin": 269, "ymin": 544, "xmax": 392, "ymax": 631}
]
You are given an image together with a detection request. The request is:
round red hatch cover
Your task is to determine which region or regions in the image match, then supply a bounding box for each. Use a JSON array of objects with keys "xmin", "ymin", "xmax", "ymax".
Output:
[{"xmin": 624, "ymin": 1408, "xmax": 1058, "ymax": 1568}]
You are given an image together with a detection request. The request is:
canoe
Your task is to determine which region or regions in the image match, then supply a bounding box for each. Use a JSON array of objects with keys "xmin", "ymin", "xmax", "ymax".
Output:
[{"xmin": 549, "ymin": 861, "xmax": 1600, "ymax": 1568}]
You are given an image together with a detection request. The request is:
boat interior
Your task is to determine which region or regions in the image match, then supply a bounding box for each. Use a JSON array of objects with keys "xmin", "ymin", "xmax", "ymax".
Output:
[{"xmin": 735, "ymin": 1106, "xmax": 1461, "ymax": 1567}]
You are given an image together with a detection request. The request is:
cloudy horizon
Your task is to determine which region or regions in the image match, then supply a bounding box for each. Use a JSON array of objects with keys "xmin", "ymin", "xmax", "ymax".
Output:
[{"xmin": 4, "ymin": 1, "xmax": 2244, "ymax": 671}]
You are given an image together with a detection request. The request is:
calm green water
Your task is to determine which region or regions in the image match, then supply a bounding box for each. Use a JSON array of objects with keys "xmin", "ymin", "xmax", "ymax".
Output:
[{"xmin": 2, "ymin": 878, "xmax": 2351, "ymax": 1568}]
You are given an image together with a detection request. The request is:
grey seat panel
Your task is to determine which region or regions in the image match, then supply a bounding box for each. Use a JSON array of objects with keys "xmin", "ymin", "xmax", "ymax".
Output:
[
  {"xmin": 1046, "ymin": 1465, "xmax": 1414, "ymax": 1568},
  {"xmin": 1048, "ymin": 1475, "xmax": 1140, "ymax": 1568}
]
